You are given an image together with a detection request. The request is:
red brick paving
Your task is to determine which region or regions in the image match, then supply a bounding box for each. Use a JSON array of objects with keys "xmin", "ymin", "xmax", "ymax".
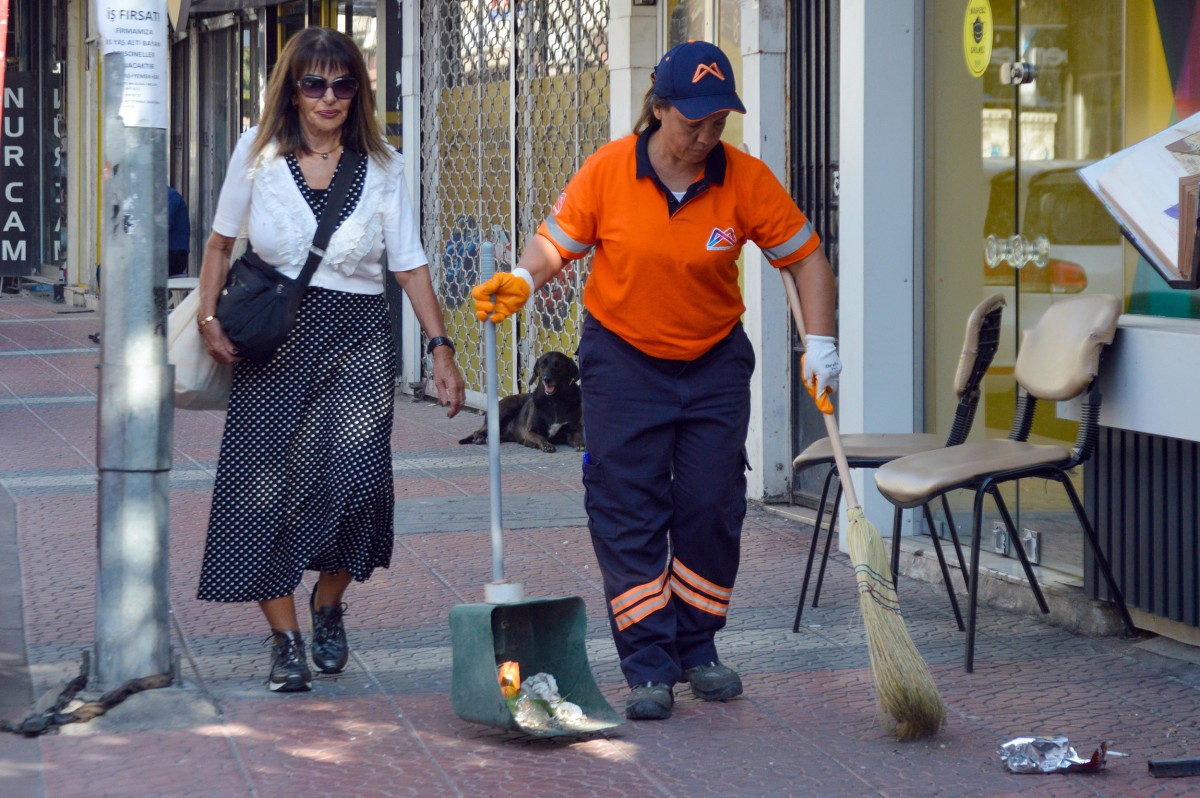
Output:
[{"xmin": 2, "ymin": 294, "xmax": 1200, "ymax": 798}]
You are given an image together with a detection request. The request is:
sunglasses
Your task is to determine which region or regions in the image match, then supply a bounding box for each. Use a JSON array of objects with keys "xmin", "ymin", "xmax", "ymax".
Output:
[{"xmin": 296, "ymin": 75, "xmax": 359, "ymax": 100}]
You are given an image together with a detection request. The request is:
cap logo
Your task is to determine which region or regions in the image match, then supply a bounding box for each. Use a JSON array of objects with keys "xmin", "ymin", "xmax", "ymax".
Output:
[{"xmin": 692, "ymin": 62, "xmax": 726, "ymax": 83}]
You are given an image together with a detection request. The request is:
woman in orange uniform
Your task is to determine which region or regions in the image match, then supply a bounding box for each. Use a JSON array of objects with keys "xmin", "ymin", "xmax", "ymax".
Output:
[{"xmin": 473, "ymin": 40, "xmax": 840, "ymax": 720}]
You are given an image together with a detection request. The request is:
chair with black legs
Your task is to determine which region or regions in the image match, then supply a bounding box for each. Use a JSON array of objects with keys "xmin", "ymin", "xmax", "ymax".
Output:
[
  {"xmin": 873, "ymin": 294, "xmax": 1137, "ymax": 672},
  {"xmin": 791, "ymin": 292, "xmax": 1006, "ymax": 633}
]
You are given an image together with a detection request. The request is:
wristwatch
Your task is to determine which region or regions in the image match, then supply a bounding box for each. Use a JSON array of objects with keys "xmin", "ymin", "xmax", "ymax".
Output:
[{"xmin": 427, "ymin": 336, "xmax": 455, "ymax": 355}]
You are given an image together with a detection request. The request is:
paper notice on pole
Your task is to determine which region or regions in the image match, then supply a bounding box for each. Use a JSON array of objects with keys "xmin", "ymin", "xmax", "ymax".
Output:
[{"xmin": 95, "ymin": 0, "xmax": 168, "ymax": 130}]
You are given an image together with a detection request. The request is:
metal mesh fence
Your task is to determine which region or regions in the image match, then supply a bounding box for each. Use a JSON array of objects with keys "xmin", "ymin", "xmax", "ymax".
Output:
[{"xmin": 420, "ymin": 0, "xmax": 609, "ymax": 398}]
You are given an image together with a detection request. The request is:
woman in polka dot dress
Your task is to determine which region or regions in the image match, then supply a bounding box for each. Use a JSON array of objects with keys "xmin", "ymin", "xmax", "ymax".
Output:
[{"xmin": 194, "ymin": 27, "xmax": 465, "ymax": 693}]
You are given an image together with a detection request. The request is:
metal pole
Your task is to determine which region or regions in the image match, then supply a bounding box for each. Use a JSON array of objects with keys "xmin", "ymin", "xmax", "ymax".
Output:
[
  {"xmin": 481, "ymin": 242, "xmax": 504, "ymax": 582},
  {"xmin": 480, "ymin": 239, "xmax": 521, "ymax": 605},
  {"xmin": 95, "ymin": 18, "xmax": 174, "ymax": 687}
]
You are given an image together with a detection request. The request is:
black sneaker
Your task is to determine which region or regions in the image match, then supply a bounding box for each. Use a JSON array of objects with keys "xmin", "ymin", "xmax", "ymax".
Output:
[
  {"xmin": 682, "ymin": 662, "xmax": 743, "ymax": 701},
  {"xmin": 625, "ymin": 682, "xmax": 674, "ymax": 720},
  {"xmin": 267, "ymin": 630, "xmax": 313, "ymax": 692},
  {"xmin": 309, "ymin": 592, "xmax": 349, "ymax": 674}
]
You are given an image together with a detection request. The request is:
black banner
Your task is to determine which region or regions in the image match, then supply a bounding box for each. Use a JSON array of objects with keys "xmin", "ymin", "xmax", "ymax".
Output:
[{"xmin": 1, "ymin": 72, "xmax": 38, "ymax": 276}]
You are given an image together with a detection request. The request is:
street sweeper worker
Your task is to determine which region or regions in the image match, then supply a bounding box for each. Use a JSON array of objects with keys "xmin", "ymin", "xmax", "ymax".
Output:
[{"xmin": 471, "ymin": 39, "xmax": 840, "ymax": 721}]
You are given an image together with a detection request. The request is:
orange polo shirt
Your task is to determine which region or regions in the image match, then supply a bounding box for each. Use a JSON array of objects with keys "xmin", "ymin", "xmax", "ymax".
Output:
[{"xmin": 537, "ymin": 129, "xmax": 820, "ymax": 360}]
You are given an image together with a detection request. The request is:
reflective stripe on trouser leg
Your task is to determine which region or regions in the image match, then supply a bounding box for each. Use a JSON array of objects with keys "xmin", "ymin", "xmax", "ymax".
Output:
[{"xmin": 578, "ymin": 317, "xmax": 753, "ymax": 687}]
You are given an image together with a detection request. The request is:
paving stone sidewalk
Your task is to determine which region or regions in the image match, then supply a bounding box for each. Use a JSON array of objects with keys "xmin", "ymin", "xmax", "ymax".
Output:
[{"xmin": 2, "ymin": 293, "xmax": 1200, "ymax": 798}]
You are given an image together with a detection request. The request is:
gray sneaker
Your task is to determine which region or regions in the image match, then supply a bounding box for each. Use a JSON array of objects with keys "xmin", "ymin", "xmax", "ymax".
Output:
[
  {"xmin": 682, "ymin": 662, "xmax": 743, "ymax": 701},
  {"xmin": 625, "ymin": 682, "xmax": 674, "ymax": 720}
]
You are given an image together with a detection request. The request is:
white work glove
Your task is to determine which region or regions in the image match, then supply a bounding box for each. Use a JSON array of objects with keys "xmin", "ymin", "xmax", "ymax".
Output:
[{"xmin": 802, "ymin": 334, "xmax": 841, "ymax": 414}]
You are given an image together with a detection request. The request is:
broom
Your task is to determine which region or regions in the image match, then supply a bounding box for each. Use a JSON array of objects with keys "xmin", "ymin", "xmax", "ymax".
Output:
[{"xmin": 780, "ymin": 268, "xmax": 945, "ymax": 740}]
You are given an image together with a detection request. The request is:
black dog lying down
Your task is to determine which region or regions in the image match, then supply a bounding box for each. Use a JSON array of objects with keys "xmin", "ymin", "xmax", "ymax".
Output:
[{"xmin": 459, "ymin": 351, "xmax": 585, "ymax": 453}]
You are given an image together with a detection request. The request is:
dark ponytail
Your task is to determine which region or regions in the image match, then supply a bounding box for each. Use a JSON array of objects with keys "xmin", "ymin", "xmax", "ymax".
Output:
[{"xmin": 632, "ymin": 88, "xmax": 671, "ymax": 136}]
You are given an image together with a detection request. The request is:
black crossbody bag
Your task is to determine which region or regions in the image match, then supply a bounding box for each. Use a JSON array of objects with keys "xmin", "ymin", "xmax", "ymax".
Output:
[{"xmin": 217, "ymin": 149, "xmax": 363, "ymax": 363}]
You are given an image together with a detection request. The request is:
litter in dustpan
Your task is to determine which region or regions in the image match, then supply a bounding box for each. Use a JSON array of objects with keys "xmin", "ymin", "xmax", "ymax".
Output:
[
  {"xmin": 498, "ymin": 661, "xmax": 521, "ymax": 698},
  {"xmin": 502, "ymin": 669, "xmax": 592, "ymax": 733}
]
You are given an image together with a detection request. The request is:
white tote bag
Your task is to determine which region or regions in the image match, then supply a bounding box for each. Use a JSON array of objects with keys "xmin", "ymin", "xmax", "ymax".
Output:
[{"xmin": 168, "ymin": 285, "xmax": 232, "ymax": 410}]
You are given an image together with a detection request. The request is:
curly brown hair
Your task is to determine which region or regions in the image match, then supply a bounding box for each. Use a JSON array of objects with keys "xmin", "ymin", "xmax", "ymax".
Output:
[{"xmin": 250, "ymin": 27, "xmax": 392, "ymax": 165}]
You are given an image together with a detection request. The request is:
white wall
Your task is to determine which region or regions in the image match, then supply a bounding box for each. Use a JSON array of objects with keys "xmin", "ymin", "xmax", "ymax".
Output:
[
  {"xmin": 607, "ymin": 0, "xmax": 658, "ymax": 139},
  {"xmin": 65, "ymin": 0, "xmax": 97, "ymax": 301},
  {"xmin": 838, "ymin": 0, "xmax": 921, "ymax": 535},
  {"xmin": 741, "ymin": 0, "xmax": 793, "ymax": 501},
  {"xmin": 399, "ymin": 0, "xmax": 423, "ymax": 389}
]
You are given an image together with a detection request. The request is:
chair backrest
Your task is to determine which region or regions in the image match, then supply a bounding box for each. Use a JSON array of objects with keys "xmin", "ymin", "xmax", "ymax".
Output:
[
  {"xmin": 1014, "ymin": 294, "xmax": 1120, "ymax": 401},
  {"xmin": 943, "ymin": 292, "xmax": 1006, "ymax": 447},
  {"xmin": 1007, "ymin": 294, "xmax": 1121, "ymax": 461}
]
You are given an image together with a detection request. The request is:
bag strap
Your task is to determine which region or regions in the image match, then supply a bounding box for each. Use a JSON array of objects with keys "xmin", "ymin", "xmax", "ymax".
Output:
[{"xmin": 295, "ymin": 148, "xmax": 364, "ymax": 290}]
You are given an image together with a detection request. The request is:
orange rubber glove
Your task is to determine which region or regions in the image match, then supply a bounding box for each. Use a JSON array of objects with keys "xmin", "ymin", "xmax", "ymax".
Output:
[{"xmin": 472, "ymin": 270, "xmax": 533, "ymax": 323}]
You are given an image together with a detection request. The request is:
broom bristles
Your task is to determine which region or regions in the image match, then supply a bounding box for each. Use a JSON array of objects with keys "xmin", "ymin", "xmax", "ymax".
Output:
[{"xmin": 845, "ymin": 506, "xmax": 946, "ymax": 740}]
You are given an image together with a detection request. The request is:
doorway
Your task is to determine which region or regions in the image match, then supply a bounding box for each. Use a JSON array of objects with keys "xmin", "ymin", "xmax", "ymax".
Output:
[{"xmin": 924, "ymin": 1, "xmax": 1125, "ymax": 577}]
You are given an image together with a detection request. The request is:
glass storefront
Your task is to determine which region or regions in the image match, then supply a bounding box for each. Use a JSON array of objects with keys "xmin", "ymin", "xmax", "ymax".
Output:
[{"xmin": 925, "ymin": 1, "xmax": 1125, "ymax": 576}]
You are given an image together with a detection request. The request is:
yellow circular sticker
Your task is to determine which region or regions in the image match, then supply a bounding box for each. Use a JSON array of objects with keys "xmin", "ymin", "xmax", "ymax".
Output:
[{"xmin": 963, "ymin": 0, "xmax": 993, "ymax": 78}]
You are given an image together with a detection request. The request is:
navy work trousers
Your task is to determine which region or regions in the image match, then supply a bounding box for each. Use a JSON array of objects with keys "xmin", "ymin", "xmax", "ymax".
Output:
[{"xmin": 578, "ymin": 315, "xmax": 753, "ymax": 687}]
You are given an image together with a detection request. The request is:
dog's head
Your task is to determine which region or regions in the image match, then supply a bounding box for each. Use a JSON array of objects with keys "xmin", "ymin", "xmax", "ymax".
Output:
[{"xmin": 533, "ymin": 351, "xmax": 579, "ymax": 396}]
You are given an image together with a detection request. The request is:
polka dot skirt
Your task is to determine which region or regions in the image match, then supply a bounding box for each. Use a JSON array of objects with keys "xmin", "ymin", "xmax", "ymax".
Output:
[
  {"xmin": 197, "ymin": 287, "xmax": 396, "ymax": 603},
  {"xmin": 198, "ymin": 149, "xmax": 389, "ymax": 603}
]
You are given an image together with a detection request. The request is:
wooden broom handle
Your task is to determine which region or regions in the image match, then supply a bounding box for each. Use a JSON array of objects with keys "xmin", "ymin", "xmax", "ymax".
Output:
[{"xmin": 779, "ymin": 268, "xmax": 860, "ymax": 509}]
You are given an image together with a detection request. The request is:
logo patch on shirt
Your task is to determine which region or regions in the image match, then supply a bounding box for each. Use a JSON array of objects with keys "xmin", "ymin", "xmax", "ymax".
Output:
[
  {"xmin": 553, "ymin": 191, "xmax": 567, "ymax": 215},
  {"xmin": 706, "ymin": 227, "xmax": 737, "ymax": 251}
]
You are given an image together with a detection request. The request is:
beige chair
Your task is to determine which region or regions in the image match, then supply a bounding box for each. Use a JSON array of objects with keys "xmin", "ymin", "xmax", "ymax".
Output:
[
  {"xmin": 791, "ymin": 293, "xmax": 1006, "ymax": 633},
  {"xmin": 874, "ymin": 294, "xmax": 1136, "ymax": 672}
]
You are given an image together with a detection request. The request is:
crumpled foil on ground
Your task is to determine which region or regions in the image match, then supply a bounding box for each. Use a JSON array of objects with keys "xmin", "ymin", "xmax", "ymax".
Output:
[
  {"xmin": 509, "ymin": 672, "xmax": 588, "ymax": 731},
  {"xmin": 998, "ymin": 736, "xmax": 1108, "ymax": 773}
]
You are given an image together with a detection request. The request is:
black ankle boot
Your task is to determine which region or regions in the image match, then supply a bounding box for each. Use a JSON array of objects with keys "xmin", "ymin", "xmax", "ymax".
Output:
[
  {"xmin": 310, "ymin": 591, "xmax": 349, "ymax": 674},
  {"xmin": 267, "ymin": 629, "xmax": 313, "ymax": 692}
]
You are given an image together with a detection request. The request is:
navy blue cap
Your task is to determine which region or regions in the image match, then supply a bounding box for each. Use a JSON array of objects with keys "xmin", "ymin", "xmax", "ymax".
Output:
[{"xmin": 653, "ymin": 40, "xmax": 746, "ymax": 121}]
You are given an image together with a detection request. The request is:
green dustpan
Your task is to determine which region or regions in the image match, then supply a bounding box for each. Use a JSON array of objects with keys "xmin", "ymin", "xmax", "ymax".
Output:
[
  {"xmin": 448, "ymin": 241, "xmax": 622, "ymax": 737},
  {"xmin": 449, "ymin": 598, "xmax": 623, "ymax": 735}
]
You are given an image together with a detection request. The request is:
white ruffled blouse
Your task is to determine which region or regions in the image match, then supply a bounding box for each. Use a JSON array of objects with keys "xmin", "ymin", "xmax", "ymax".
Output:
[{"xmin": 211, "ymin": 127, "xmax": 428, "ymax": 295}]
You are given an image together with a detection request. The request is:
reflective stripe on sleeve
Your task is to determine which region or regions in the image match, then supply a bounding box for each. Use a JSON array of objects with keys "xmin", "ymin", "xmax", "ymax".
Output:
[
  {"xmin": 543, "ymin": 214, "xmax": 594, "ymax": 256},
  {"xmin": 762, "ymin": 221, "xmax": 816, "ymax": 262}
]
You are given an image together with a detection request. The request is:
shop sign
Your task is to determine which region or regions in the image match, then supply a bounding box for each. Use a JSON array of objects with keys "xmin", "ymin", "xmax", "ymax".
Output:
[
  {"xmin": 963, "ymin": 0, "xmax": 993, "ymax": 78},
  {"xmin": 1, "ymin": 73, "xmax": 38, "ymax": 275}
]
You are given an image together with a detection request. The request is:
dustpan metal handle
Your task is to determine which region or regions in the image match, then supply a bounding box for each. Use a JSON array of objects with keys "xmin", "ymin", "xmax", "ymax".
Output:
[
  {"xmin": 779, "ymin": 268, "xmax": 859, "ymax": 509},
  {"xmin": 482, "ymin": 240, "xmax": 505, "ymax": 582}
]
